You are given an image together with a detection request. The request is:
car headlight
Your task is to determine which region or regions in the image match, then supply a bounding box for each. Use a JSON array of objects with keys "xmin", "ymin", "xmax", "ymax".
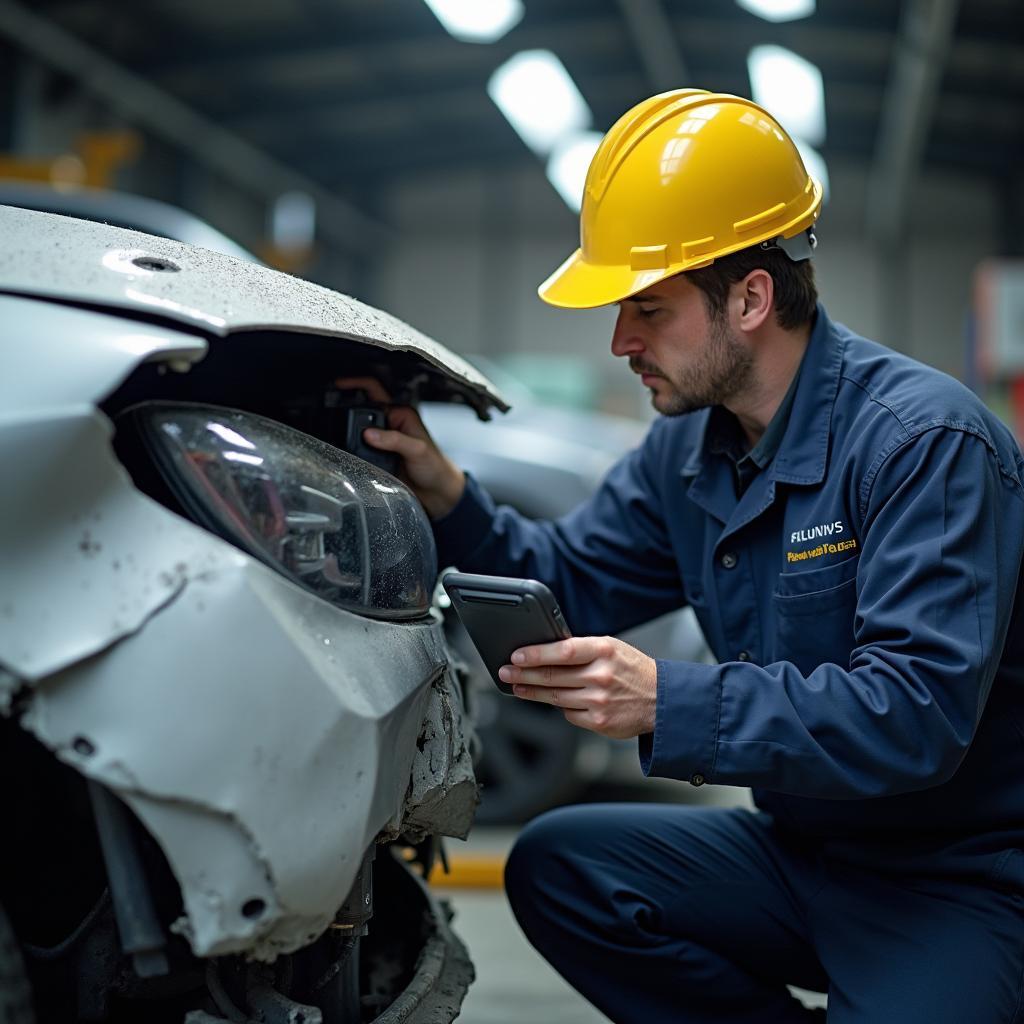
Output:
[{"xmin": 125, "ymin": 402, "xmax": 436, "ymax": 620}]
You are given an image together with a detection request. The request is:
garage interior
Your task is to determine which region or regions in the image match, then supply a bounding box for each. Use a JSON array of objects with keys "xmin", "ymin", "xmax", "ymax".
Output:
[{"xmin": 2, "ymin": 1, "xmax": 1023, "ymax": 1021}]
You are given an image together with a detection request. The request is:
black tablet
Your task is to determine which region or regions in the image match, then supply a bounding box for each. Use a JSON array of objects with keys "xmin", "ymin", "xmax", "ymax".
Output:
[{"xmin": 442, "ymin": 572, "xmax": 572, "ymax": 694}]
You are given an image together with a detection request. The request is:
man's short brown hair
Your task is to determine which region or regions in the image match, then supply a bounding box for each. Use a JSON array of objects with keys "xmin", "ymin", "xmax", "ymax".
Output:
[{"xmin": 685, "ymin": 245, "xmax": 818, "ymax": 331}]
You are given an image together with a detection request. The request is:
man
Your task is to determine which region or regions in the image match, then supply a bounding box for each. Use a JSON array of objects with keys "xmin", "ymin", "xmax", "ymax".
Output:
[{"xmin": 360, "ymin": 90, "xmax": 1024, "ymax": 1022}]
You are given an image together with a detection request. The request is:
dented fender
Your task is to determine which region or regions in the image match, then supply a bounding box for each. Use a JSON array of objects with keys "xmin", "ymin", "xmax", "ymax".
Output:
[
  {"xmin": 0, "ymin": 313, "xmax": 478, "ymax": 959},
  {"xmin": 20, "ymin": 561, "xmax": 476, "ymax": 960}
]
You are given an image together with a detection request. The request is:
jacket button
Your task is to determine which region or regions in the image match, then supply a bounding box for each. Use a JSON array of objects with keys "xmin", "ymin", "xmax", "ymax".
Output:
[
  {"xmin": 690, "ymin": 773, "xmax": 706, "ymax": 786},
  {"xmin": 737, "ymin": 651, "xmax": 751, "ymax": 662},
  {"xmin": 720, "ymin": 551, "xmax": 738, "ymax": 569}
]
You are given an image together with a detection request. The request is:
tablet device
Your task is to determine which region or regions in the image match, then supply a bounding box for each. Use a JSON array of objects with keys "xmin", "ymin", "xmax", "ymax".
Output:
[{"xmin": 442, "ymin": 572, "xmax": 572, "ymax": 695}]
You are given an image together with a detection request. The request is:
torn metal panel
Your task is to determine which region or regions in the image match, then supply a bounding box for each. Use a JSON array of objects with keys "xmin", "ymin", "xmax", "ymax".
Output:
[
  {"xmin": 0, "ymin": 207, "xmax": 508, "ymax": 416},
  {"xmin": 22, "ymin": 556, "xmax": 474, "ymax": 960},
  {"xmin": 390, "ymin": 672, "xmax": 478, "ymax": 843}
]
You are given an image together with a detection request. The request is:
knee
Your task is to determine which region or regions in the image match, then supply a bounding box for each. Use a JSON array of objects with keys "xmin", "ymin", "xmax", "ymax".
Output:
[
  {"xmin": 504, "ymin": 807, "xmax": 562, "ymax": 908},
  {"xmin": 504, "ymin": 805, "xmax": 602, "ymax": 916}
]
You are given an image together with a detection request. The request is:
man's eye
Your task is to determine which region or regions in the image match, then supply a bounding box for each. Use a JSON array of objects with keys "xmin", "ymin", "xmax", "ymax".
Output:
[{"xmin": 638, "ymin": 306, "xmax": 659, "ymax": 318}]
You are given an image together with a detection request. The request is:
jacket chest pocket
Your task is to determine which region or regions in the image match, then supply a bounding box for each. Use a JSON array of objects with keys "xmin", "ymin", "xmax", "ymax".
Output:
[{"xmin": 770, "ymin": 555, "xmax": 859, "ymax": 675}]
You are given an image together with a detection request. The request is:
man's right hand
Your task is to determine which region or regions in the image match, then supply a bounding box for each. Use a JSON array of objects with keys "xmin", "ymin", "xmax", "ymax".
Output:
[{"xmin": 334, "ymin": 377, "xmax": 466, "ymax": 520}]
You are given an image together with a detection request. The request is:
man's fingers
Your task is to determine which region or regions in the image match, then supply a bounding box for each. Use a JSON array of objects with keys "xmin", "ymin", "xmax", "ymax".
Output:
[
  {"xmin": 334, "ymin": 376, "xmax": 393, "ymax": 403},
  {"xmin": 386, "ymin": 405, "xmax": 431, "ymax": 440},
  {"xmin": 499, "ymin": 636, "xmax": 614, "ymax": 688},
  {"xmin": 510, "ymin": 683, "xmax": 589, "ymax": 711},
  {"xmin": 501, "ymin": 663, "xmax": 585, "ymax": 688},
  {"xmin": 510, "ymin": 636, "xmax": 604, "ymax": 668},
  {"xmin": 363, "ymin": 427, "xmax": 427, "ymax": 459}
]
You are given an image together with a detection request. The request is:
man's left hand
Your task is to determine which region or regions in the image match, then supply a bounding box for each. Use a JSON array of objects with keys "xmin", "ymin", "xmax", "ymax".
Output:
[{"xmin": 497, "ymin": 637, "xmax": 657, "ymax": 739}]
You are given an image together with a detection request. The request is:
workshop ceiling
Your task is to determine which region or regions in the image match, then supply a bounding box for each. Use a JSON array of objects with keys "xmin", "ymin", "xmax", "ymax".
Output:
[{"xmin": 11, "ymin": 0, "xmax": 1024, "ymax": 192}]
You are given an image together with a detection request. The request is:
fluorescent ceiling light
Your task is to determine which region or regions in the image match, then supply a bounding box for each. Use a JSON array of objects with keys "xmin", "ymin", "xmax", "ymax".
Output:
[
  {"xmin": 795, "ymin": 139, "xmax": 829, "ymax": 203},
  {"xmin": 488, "ymin": 50, "xmax": 592, "ymax": 156},
  {"xmin": 546, "ymin": 131, "xmax": 603, "ymax": 212},
  {"xmin": 736, "ymin": 0, "xmax": 815, "ymax": 22},
  {"xmin": 423, "ymin": 0, "xmax": 523, "ymax": 43},
  {"xmin": 748, "ymin": 44, "xmax": 826, "ymax": 146}
]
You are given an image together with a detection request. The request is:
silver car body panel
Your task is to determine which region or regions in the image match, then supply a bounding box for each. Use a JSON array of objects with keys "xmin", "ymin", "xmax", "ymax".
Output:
[
  {"xmin": 0, "ymin": 278, "xmax": 479, "ymax": 960},
  {"xmin": 0, "ymin": 205, "xmax": 508, "ymax": 416},
  {"xmin": 0, "ymin": 295, "xmax": 213, "ymax": 680},
  {"xmin": 0, "ymin": 293, "xmax": 210, "ymax": 420}
]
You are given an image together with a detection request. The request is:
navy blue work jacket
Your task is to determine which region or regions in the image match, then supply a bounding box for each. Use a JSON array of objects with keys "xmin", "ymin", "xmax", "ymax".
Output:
[{"xmin": 435, "ymin": 306, "xmax": 1024, "ymax": 847}]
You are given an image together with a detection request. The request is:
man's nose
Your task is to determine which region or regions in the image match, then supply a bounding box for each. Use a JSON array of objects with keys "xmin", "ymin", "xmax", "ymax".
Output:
[{"xmin": 610, "ymin": 310, "xmax": 644, "ymax": 359}]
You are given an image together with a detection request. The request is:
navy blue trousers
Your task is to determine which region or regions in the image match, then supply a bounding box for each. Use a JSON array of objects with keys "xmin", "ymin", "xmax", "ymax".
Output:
[{"xmin": 504, "ymin": 804, "xmax": 1024, "ymax": 1023}]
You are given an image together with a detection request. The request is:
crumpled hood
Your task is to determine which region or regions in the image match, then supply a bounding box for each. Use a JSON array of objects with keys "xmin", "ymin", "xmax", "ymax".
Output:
[{"xmin": 0, "ymin": 204, "xmax": 508, "ymax": 418}]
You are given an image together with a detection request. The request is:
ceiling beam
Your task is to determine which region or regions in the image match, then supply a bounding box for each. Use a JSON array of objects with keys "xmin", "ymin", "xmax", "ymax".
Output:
[
  {"xmin": 141, "ymin": 13, "xmax": 894, "ymax": 89},
  {"xmin": 0, "ymin": 0, "xmax": 391, "ymax": 251},
  {"xmin": 614, "ymin": 0, "xmax": 691, "ymax": 93},
  {"xmin": 866, "ymin": 0, "xmax": 960, "ymax": 244},
  {"xmin": 146, "ymin": 17, "xmax": 625, "ymax": 85}
]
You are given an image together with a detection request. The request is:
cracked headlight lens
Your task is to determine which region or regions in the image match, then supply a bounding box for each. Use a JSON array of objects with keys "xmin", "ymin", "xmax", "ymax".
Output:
[{"xmin": 131, "ymin": 402, "xmax": 436, "ymax": 619}]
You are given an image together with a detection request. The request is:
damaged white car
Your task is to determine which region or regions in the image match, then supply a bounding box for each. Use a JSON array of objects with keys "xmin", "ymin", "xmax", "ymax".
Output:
[{"xmin": 0, "ymin": 206, "xmax": 508, "ymax": 1023}]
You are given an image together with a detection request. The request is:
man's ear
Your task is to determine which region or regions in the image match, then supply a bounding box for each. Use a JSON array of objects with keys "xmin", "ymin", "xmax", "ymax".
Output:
[{"xmin": 737, "ymin": 269, "xmax": 774, "ymax": 331}]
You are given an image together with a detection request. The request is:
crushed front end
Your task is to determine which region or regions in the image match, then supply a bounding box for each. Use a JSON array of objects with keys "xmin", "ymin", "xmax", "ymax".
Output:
[{"xmin": 0, "ymin": 207, "xmax": 506, "ymax": 1022}]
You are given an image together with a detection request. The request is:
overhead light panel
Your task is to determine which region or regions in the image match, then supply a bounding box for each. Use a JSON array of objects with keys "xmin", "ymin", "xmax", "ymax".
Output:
[
  {"xmin": 736, "ymin": 0, "xmax": 815, "ymax": 22},
  {"xmin": 546, "ymin": 131, "xmax": 603, "ymax": 212},
  {"xmin": 488, "ymin": 50, "xmax": 592, "ymax": 156},
  {"xmin": 423, "ymin": 0, "xmax": 523, "ymax": 43},
  {"xmin": 747, "ymin": 44, "xmax": 826, "ymax": 147}
]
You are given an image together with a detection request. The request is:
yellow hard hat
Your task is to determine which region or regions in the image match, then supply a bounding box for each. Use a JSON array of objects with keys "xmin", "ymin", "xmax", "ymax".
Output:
[{"xmin": 538, "ymin": 89, "xmax": 823, "ymax": 309}]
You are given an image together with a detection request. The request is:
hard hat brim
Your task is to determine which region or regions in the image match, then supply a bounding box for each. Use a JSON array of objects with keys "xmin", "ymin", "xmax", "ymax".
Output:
[{"xmin": 537, "ymin": 249, "xmax": 681, "ymax": 310}]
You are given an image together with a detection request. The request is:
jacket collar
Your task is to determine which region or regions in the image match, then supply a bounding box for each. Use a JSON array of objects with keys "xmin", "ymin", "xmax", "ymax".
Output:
[
  {"xmin": 678, "ymin": 303, "xmax": 844, "ymax": 488},
  {"xmin": 769, "ymin": 303, "xmax": 843, "ymax": 486}
]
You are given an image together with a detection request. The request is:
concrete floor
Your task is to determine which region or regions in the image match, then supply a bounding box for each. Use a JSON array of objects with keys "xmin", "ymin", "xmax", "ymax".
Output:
[
  {"xmin": 439, "ymin": 784, "xmax": 827, "ymax": 1023},
  {"xmin": 450, "ymin": 885, "xmax": 607, "ymax": 1023}
]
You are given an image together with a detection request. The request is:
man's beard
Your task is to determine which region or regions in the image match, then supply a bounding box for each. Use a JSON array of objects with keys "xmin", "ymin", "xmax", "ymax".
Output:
[{"xmin": 631, "ymin": 315, "xmax": 754, "ymax": 416}]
